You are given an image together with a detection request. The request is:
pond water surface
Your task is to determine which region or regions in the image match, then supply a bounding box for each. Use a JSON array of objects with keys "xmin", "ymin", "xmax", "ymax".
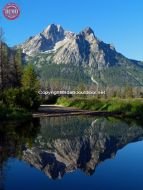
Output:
[{"xmin": 0, "ymin": 116, "xmax": 143, "ymax": 190}]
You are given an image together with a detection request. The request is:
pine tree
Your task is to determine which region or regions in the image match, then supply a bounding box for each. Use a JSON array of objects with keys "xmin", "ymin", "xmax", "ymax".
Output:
[
  {"xmin": 0, "ymin": 28, "xmax": 4, "ymax": 90},
  {"xmin": 14, "ymin": 49, "xmax": 22, "ymax": 86},
  {"xmin": 2, "ymin": 44, "xmax": 9, "ymax": 88},
  {"xmin": 8, "ymin": 52, "xmax": 17, "ymax": 87},
  {"xmin": 21, "ymin": 64, "xmax": 40, "ymax": 91}
]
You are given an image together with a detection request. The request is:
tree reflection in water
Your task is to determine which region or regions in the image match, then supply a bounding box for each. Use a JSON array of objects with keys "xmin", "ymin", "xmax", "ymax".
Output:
[
  {"xmin": 1, "ymin": 116, "xmax": 143, "ymax": 181},
  {"xmin": 0, "ymin": 118, "xmax": 40, "ymax": 189}
]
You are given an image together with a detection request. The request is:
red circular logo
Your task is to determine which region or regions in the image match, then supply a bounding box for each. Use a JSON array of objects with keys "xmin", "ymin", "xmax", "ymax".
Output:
[{"xmin": 3, "ymin": 3, "xmax": 20, "ymax": 20}]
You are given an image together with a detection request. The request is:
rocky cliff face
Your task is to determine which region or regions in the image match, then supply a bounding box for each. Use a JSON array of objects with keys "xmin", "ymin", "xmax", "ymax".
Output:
[
  {"xmin": 22, "ymin": 117, "xmax": 143, "ymax": 179},
  {"xmin": 17, "ymin": 24, "xmax": 143, "ymax": 87},
  {"xmin": 18, "ymin": 24, "xmax": 139, "ymax": 68},
  {"xmin": 19, "ymin": 24, "xmax": 67, "ymax": 55}
]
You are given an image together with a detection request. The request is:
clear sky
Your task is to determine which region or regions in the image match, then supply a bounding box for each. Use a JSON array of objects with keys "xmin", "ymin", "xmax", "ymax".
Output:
[{"xmin": 0, "ymin": 0, "xmax": 143, "ymax": 60}]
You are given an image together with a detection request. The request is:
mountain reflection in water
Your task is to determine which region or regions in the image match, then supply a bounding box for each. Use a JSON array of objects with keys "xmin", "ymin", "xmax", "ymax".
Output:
[{"xmin": 0, "ymin": 116, "xmax": 143, "ymax": 183}]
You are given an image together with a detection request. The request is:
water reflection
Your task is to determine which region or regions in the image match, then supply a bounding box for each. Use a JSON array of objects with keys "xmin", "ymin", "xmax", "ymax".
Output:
[
  {"xmin": 0, "ymin": 119, "xmax": 40, "ymax": 190},
  {"xmin": 1, "ymin": 116, "xmax": 143, "ymax": 182}
]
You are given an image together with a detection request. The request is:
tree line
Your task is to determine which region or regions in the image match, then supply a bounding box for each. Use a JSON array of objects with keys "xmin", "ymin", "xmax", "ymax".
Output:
[
  {"xmin": 0, "ymin": 28, "xmax": 40, "ymax": 116},
  {"xmin": 0, "ymin": 28, "xmax": 22, "ymax": 89}
]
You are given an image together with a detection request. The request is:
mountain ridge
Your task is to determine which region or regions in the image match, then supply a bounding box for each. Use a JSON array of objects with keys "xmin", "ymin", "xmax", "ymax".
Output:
[{"xmin": 17, "ymin": 24, "xmax": 143, "ymax": 87}]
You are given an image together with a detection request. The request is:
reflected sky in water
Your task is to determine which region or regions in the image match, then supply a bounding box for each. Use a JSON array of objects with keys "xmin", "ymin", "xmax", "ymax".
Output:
[{"xmin": 1, "ymin": 116, "xmax": 143, "ymax": 190}]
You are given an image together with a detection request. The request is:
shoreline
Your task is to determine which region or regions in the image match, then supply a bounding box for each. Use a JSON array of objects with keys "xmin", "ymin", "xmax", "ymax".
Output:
[{"xmin": 33, "ymin": 111, "xmax": 121, "ymax": 118}]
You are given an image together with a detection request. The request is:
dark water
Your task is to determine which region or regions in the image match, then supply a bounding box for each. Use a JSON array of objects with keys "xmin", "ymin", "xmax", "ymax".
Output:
[{"xmin": 1, "ymin": 116, "xmax": 143, "ymax": 190}]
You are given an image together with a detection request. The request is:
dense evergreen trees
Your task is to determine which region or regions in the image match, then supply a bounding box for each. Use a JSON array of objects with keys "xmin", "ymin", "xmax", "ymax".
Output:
[
  {"xmin": 0, "ymin": 27, "xmax": 22, "ymax": 89},
  {"xmin": 0, "ymin": 29, "xmax": 41, "ymax": 115},
  {"xmin": 21, "ymin": 64, "xmax": 40, "ymax": 90},
  {"xmin": 0, "ymin": 45, "xmax": 22, "ymax": 89}
]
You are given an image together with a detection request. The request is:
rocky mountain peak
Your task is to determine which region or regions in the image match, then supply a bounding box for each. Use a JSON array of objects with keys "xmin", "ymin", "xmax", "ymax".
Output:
[
  {"xmin": 82, "ymin": 27, "xmax": 95, "ymax": 35},
  {"xmin": 44, "ymin": 24, "xmax": 64, "ymax": 34},
  {"xmin": 16, "ymin": 23, "xmax": 143, "ymax": 87},
  {"xmin": 80, "ymin": 27, "xmax": 98, "ymax": 44},
  {"xmin": 42, "ymin": 24, "xmax": 65, "ymax": 41}
]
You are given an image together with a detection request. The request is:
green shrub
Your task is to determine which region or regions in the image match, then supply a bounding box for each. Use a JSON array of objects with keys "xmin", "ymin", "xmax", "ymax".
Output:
[
  {"xmin": 17, "ymin": 88, "xmax": 41, "ymax": 111},
  {"xmin": 2, "ymin": 88, "xmax": 41, "ymax": 111}
]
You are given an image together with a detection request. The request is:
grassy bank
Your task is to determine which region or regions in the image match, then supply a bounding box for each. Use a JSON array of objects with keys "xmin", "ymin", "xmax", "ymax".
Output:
[
  {"xmin": 57, "ymin": 97, "xmax": 143, "ymax": 118},
  {"xmin": 0, "ymin": 105, "xmax": 32, "ymax": 121}
]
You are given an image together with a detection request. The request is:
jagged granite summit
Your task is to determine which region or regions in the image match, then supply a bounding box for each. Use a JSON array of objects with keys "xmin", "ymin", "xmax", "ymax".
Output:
[
  {"xmin": 19, "ymin": 24, "xmax": 66, "ymax": 55},
  {"xmin": 17, "ymin": 24, "xmax": 143, "ymax": 87},
  {"xmin": 18, "ymin": 24, "xmax": 131, "ymax": 68}
]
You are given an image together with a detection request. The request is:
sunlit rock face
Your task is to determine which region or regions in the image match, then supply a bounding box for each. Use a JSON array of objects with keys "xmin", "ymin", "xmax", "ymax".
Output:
[
  {"xmin": 17, "ymin": 24, "xmax": 143, "ymax": 87},
  {"xmin": 18, "ymin": 24, "xmax": 136, "ymax": 68}
]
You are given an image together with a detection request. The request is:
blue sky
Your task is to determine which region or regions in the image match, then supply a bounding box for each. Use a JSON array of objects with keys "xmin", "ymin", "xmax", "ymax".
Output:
[{"xmin": 0, "ymin": 0, "xmax": 143, "ymax": 60}]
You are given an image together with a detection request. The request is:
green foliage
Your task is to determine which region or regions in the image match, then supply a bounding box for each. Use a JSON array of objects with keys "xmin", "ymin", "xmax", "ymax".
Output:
[
  {"xmin": 129, "ymin": 100, "xmax": 143, "ymax": 117},
  {"xmin": 0, "ymin": 38, "xmax": 41, "ymax": 120},
  {"xmin": 18, "ymin": 88, "xmax": 41, "ymax": 110},
  {"xmin": 29, "ymin": 51, "xmax": 143, "ymax": 89},
  {"xmin": 57, "ymin": 97, "xmax": 143, "ymax": 118},
  {"xmin": 2, "ymin": 88, "xmax": 20, "ymax": 107},
  {"xmin": 21, "ymin": 64, "xmax": 40, "ymax": 90},
  {"xmin": 2, "ymin": 88, "xmax": 40, "ymax": 111},
  {"xmin": 14, "ymin": 49, "xmax": 23, "ymax": 85},
  {"xmin": 0, "ymin": 61, "xmax": 41, "ymax": 119},
  {"xmin": 35, "ymin": 63, "xmax": 91, "ymax": 89},
  {"xmin": 57, "ymin": 97, "xmax": 104, "ymax": 110},
  {"xmin": 107, "ymin": 100, "xmax": 131, "ymax": 112},
  {"xmin": 0, "ymin": 104, "xmax": 31, "ymax": 120},
  {"xmin": 0, "ymin": 43, "xmax": 23, "ymax": 89}
]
